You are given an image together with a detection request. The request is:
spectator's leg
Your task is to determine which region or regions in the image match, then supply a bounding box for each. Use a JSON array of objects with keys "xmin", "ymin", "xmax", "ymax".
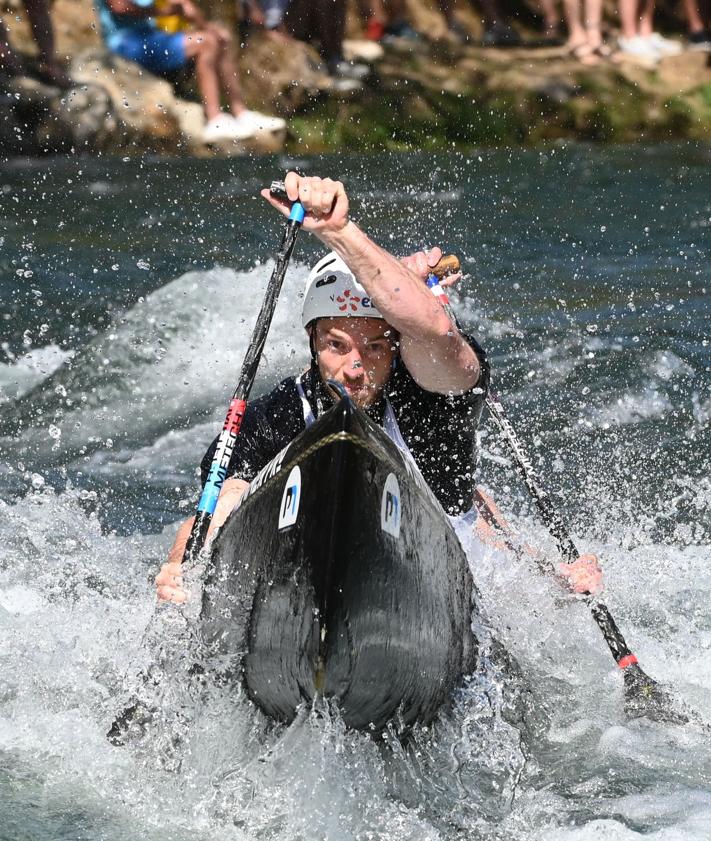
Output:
[
  {"xmin": 638, "ymin": 0, "xmax": 655, "ymax": 36},
  {"xmin": 479, "ymin": 0, "xmax": 502, "ymax": 29},
  {"xmin": 617, "ymin": 0, "xmax": 640, "ymax": 38},
  {"xmin": 584, "ymin": 0, "xmax": 604, "ymax": 48},
  {"xmin": 0, "ymin": 19, "xmax": 24, "ymax": 76},
  {"xmin": 562, "ymin": 0, "xmax": 587, "ymax": 47},
  {"xmin": 384, "ymin": 0, "xmax": 416, "ymax": 36},
  {"xmin": 23, "ymin": 0, "xmax": 70, "ymax": 85},
  {"xmin": 320, "ymin": 0, "xmax": 348, "ymax": 68},
  {"xmin": 682, "ymin": 0, "xmax": 706, "ymax": 33},
  {"xmin": 207, "ymin": 25, "xmax": 247, "ymax": 116},
  {"xmin": 539, "ymin": 0, "xmax": 561, "ymax": 37},
  {"xmin": 359, "ymin": 0, "xmax": 387, "ymax": 39},
  {"xmin": 436, "ymin": 0, "xmax": 455, "ymax": 27},
  {"xmin": 184, "ymin": 29, "xmax": 223, "ymax": 121},
  {"xmin": 286, "ymin": 0, "xmax": 345, "ymax": 67},
  {"xmin": 284, "ymin": 0, "xmax": 314, "ymax": 46}
]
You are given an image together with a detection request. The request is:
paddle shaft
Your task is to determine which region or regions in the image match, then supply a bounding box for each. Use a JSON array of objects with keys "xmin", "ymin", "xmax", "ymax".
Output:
[
  {"xmin": 484, "ymin": 393, "xmax": 638, "ymax": 667},
  {"xmin": 426, "ymin": 267, "xmax": 641, "ymax": 672},
  {"xmin": 182, "ymin": 195, "xmax": 305, "ymax": 563}
]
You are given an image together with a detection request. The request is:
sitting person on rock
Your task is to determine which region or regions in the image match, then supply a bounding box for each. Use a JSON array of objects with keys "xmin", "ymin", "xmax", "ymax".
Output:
[{"xmin": 93, "ymin": 0, "xmax": 286, "ymax": 142}]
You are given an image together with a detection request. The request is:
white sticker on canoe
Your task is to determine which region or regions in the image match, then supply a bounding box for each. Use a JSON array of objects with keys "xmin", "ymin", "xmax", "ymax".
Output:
[
  {"xmin": 381, "ymin": 473, "xmax": 401, "ymax": 538},
  {"xmin": 278, "ymin": 466, "xmax": 301, "ymax": 529}
]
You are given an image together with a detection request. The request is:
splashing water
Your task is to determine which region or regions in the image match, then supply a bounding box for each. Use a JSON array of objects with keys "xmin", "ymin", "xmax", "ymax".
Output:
[{"xmin": 1, "ymin": 146, "xmax": 710, "ymax": 840}]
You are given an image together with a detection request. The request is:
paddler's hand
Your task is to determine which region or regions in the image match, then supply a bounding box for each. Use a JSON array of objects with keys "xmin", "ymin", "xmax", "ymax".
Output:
[
  {"xmin": 558, "ymin": 553, "xmax": 603, "ymax": 596},
  {"xmin": 261, "ymin": 172, "xmax": 350, "ymax": 234},
  {"xmin": 156, "ymin": 561, "xmax": 187, "ymax": 604}
]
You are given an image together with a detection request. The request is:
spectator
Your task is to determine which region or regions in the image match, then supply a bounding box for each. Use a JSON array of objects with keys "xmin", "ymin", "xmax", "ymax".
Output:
[
  {"xmin": 0, "ymin": 0, "xmax": 70, "ymax": 87},
  {"xmin": 538, "ymin": 0, "xmax": 564, "ymax": 42},
  {"xmin": 617, "ymin": 0, "xmax": 683, "ymax": 61},
  {"xmin": 682, "ymin": 0, "xmax": 711, "ymax": 48},
  {"xmin": 94, "ymin": 0, "xmax": 286, "ymax": 142},
  {"xmin": 0, "ymin": 19, "xmax": 23, "ymax": 77},
  {"xmin": 436, "ymin": 0, "xmax": 521, "ymax": 46},
  {"xmin": 248, "ymin": 0, "xmax": 288, "ymax": 35},
  {"xmin": 356, "ymin": 0, "xmax": 421, "ymax": 42},
  {"xmin": 562, "ymin": 0, "xmax": 610, "ymax": 62},
  {"xmin": 282, "ymin": 0, "xmax": 370, "ymax": 90}
]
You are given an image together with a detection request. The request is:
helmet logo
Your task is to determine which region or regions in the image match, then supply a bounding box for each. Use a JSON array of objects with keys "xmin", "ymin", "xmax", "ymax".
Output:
[{"xmin": 336, "ymin": 289, "xmax": 361, "ymax": 312}]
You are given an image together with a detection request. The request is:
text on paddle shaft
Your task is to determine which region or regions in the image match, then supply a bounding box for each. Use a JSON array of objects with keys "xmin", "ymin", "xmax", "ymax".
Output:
[{"xmin": 197, "ymin": 400, "xmax": 246, "ymax": 514}]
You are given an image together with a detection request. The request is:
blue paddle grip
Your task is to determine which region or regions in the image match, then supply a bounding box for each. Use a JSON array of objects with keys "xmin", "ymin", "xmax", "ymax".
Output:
[{"xmin": 289, "ymin": 202, "xmax": 305, "ymax": 224}]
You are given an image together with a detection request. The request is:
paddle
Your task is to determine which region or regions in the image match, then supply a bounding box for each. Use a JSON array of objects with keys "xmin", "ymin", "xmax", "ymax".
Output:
[
  {"xmin": 107, "ymin": 183, "xmax": 305, "ymax": 744},
  {"xmin": 426, "ymin": 263, "xmax": 694, "ymax": 726},
  {"xmin": 182, "ymin": 185, "xmax": 305, "ymax": 562}
]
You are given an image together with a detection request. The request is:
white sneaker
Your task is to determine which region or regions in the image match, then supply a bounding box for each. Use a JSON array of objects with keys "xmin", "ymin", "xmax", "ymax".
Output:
[
  {"xmin": 331, "ymin": 59, "xmax": 370, "ymax": 81},
  {"xmin": 645, "ymin": 32, "xmax": 683, "ymax": 55},
  {"xmin": 236, "ymin": 110, "xmax": 287, "ymax": 133},
  {"xmin": 330, "ymin": 77, "xmax": 364, "ymax": 93},
  {"xmin": 617, "ymin": 35, "xmax": 662, "ymax": 63},
  {"xmin": 202, "ymin": 113, "xmax": 257, "ymax": 142}
]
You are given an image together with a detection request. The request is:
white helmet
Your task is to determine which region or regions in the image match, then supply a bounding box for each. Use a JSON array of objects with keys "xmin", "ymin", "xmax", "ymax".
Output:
[{"xmin": 301, "ymin": 252, "xmax": 384, "ymax": 328}]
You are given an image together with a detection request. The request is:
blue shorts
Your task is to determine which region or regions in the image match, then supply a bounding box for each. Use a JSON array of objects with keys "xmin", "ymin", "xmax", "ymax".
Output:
[{"xmin": 109, "ymin": 28, "xmax": 187, "ymax": 75}]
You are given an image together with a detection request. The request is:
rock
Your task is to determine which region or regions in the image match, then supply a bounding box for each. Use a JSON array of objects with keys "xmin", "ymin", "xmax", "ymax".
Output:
[
  {"xmin": 237, "ymin": 33, "xmax": 329, "ymax": 113},
  {"xmin": 70, "ymin": 49, "xmax": 183, "ymax": 152},
  {"xmin": 1, "ymin": 0, "xmax": 710, "ymax": 155},
  {"xmin": 8, "ymin": 73, "xmax": 115, "ymax": 152}
]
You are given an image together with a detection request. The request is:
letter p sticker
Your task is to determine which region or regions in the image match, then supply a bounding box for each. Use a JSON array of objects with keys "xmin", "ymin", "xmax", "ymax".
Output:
[{"xmin": 278, "ymin": 466, "xmax": 301, "ymax": 530}]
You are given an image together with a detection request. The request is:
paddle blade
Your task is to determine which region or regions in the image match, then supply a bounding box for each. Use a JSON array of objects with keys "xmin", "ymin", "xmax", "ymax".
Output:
[{"xmin": 623, "ymin": 663, "xmax": 692, "ymax": 726}]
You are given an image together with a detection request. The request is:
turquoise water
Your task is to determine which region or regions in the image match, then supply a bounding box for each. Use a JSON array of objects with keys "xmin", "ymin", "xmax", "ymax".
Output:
[{"xmin": 0, "ymin": 144, "xmax": 710, "ymax": 840}]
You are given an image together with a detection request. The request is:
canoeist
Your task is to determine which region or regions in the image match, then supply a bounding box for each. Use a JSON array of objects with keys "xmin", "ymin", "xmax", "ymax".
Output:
[{"xmin": 156, "ymin": 171, "xmax": 602, "ymax": 602}]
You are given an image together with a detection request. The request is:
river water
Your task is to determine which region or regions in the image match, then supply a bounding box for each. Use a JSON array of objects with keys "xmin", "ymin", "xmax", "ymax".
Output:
[{"xmin": 0, "ymin": 144, "xmax": 709, "ymax": 840}]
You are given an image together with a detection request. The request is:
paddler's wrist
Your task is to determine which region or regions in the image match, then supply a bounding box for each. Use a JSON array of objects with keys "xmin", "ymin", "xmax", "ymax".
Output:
[{"xmin": 315, "ymin": 218, "xmax": 359, "ymax": 248}]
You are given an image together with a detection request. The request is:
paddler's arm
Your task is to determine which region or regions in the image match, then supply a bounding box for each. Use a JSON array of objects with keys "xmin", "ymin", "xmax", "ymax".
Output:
[
  {"xmin": 473, "ymin": 487, "xmax": 604, "ymax": 595},
  {"xmin": 156, "ymin": 477, "xmax": 249, "ymax": 603},
  {"xmin": 261, "ymin": 172, "xmax": 480, "ymax": 395}
]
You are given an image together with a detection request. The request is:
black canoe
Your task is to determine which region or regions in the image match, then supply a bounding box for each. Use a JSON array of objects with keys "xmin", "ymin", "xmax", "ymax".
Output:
[{"xmin": 199, "ymin": 394, "xmax": 478, "ymax": 731}]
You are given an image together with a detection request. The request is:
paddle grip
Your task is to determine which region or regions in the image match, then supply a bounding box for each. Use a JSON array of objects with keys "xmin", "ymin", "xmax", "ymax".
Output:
[
  {"xmin": 269, "ymin": 180, "xmax": 290, "ymax": 201},
  {"xmin": 430, "ymin": 254, "xmax": 460, "ymax": 279}
]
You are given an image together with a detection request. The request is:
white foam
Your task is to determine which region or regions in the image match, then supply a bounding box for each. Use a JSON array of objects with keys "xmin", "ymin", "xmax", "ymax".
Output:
[
  {"xmin": 0, "ymin": 344, "xmax": 74, "ymax": 404},
  {"xmin": 2, "ymin": 264, "xmax": 311, "ymax": 464}
]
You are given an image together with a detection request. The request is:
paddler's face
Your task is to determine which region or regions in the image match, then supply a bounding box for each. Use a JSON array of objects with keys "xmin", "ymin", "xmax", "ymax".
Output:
[{"xmin": 312, "ymin": 318, "xmax": 398, "ymax": 408}]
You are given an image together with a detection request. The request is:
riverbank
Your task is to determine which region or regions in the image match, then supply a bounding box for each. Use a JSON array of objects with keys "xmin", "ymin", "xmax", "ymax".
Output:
[{"xmin": 1, "ymin": 0, "xmax": 710, "ymax": 157}]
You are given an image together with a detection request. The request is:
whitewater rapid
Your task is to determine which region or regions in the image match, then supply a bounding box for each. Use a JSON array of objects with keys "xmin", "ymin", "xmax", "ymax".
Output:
[{"xmin": 2, "ymin": 252, "xmax": 710, "ymax": 840}]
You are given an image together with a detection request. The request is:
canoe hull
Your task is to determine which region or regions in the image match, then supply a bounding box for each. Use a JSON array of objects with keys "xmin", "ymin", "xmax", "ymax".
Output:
[{"xmin": 200, "ymin": 397, "xmax": 477, "ymax": 731}]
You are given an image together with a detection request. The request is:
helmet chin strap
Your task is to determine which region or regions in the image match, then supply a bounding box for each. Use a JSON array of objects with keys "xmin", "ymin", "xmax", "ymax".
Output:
[{"xmin": 307, "ymin": 324, "xmax": 320, "ymax": 366}]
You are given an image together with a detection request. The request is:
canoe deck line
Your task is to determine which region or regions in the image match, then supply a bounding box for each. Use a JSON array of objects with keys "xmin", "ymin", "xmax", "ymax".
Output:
[{"xmin": 199, "ymin": 396, "xmax": 479, "ymax": 732}]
